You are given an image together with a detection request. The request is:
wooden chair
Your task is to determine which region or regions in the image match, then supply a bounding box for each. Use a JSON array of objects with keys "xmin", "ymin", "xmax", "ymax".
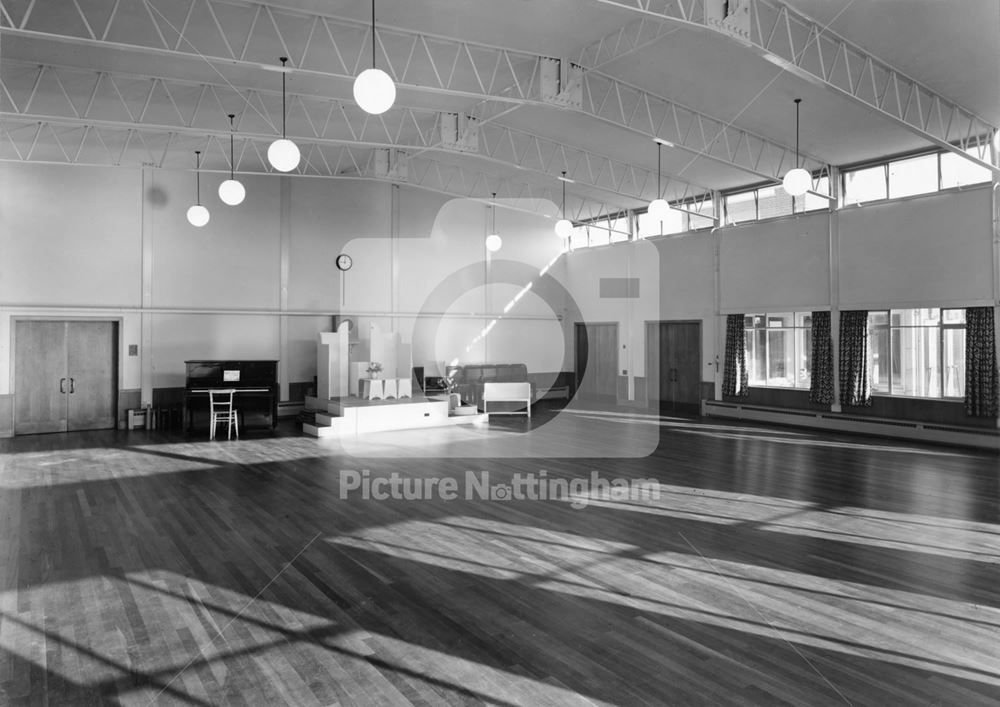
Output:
[{"xmin": 209, "ymin": 389, "xmax": 239, "ymax": 440}]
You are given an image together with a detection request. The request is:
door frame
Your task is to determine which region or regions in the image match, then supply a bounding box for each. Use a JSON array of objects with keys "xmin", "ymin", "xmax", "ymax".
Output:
[
  {"xmin": 644, "ymin": 319, "xmax": 703, "ymax": 411},
  {"xmin": 574, "ymin": 321, "xmax": 621, "ymax": 402},
  {"xmin": 12, "ymin": 316, "xmax": 123, "ymax": 434}
]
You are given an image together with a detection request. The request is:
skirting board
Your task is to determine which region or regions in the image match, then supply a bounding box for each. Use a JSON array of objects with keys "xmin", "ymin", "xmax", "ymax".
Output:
[{"xmin": 703, "ymin": 400, "xmax": 1000, "ymax": 452}]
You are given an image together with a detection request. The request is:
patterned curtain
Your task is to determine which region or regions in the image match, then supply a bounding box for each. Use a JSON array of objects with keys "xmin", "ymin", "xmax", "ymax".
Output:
[
  {"xmin": 839, "ymin": 310, "xmax": 871, "ymax": 407},
  {"xmin": 965, "ymin": 307, "xmax": 998, "ymax": 417},
  {"xmin": 809, "ymin": 311, "xmax": 833, "ymax": 404},
  {"xmin": 722, "ymin": 314, "xmax": 749, "ymax": 397}
]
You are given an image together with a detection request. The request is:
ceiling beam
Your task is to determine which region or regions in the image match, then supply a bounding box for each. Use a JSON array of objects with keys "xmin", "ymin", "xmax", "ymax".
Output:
[
  {"xmin": 0, "ymin": 115, "xmax": 657, "ymax": 223},
  {"xmin": 0, "ymin": 60, "xmax": 715, "ymax": 208},
  {"xmin": 590, "ymin": 0, "xmax": 998, "ymax": 173},
  {"xmin": 0, "ymin": 0, "xmax": 827, "ymax": 186}
]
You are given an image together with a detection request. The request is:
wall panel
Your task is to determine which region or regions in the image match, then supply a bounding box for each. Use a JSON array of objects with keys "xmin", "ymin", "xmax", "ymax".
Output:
[
  {"xmin": 0, "ymin": 163, "xmax": 141, "ymax": 307},
  {"xmin": 720, "ymin": 212, "xmax": 830, "ymax": 311},
  {"xmin": 838, "ymin": 187, "xmax": 993, "ymax": 307}
]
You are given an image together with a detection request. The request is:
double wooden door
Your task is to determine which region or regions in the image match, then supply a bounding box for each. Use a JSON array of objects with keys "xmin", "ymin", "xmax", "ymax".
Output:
[
  {"xmin": 575, "ymin": 323, "xmax": 619, "ymax": 402},
  {"xmin": 646, "ymin": 321, "xmax": 701, "ymax": 414},
  {"xmin": 14, "ymin": 320, "xmax": 118, "ymax": 434}
]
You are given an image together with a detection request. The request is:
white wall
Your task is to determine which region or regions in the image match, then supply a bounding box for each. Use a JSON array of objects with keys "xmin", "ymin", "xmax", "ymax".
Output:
[
  {"xmin": 1, "ymin": 156, "xmax": 995, "ymax": 411},
  {"xmin": 720, "ymin": 211, "xmax": 830, "ymax": 311},
  {"xmin": 838, "ymin": 187, "xmax": 994, "ymax": 308}
]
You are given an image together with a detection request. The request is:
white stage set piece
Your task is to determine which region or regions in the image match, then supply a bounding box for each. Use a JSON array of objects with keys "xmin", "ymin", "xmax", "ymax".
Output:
[{"xmin": 305, "ymin": 322, "xmax": 486, "ymax": 437}]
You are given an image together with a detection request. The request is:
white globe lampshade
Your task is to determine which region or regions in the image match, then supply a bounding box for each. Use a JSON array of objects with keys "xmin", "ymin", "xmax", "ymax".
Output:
[
  {"xmin": 353, "ymin": 68, "xmax": 396, "ymax": 115},
  {"xmin": 554, "ymin": 218, "xmax": 574, "ymax": 240},
  {"xmin": 647, "ymin": 198, "xmax": 670, "ymax": 221},
  {"xmin": 218, "ymin": 179, "xmax": 246, "ymax": 206},
  {"xmin": 485, "ymin": 234, "xmax": 502, "ymax": 252},
  {"xmin": 267, "ymin": 138, "xmax": 300, "ymax": 172},
  {"xmin": 186, "ymin": 204, "xmax": 210, "ymax": 227},
  {"xmin": 782, "ymin": 167, "xmax": 811, "ymax": 196}
]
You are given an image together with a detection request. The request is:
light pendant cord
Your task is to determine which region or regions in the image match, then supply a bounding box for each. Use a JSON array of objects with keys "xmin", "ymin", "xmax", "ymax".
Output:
[
  {"xmin": 561, "ymin": 171, "xmax": 566, "ymax": 217},
  {"xmin": 371, "ymin": 0, "xmax": 377, "ymax": 68},
  {"xmin": 228, "ymin": 113, "xmax": 236, "ymax": 179},
  {"xmin": 280, "ymin": 57, "xmax": 288, "ymax": 138},
  {"xmin": 195, "ymin": 150, "xmax": 201, "ymax": 204},
  {"xmin": 657, "ymin": 141, "xmax": 662, "ymax": 199},
  {"xmin": 794, "ymin": 98, "xmax": 801, "ymax": 168},
  {"xmin": 492, "ymin": 192, "xmax": 497, "ymax": 232}
]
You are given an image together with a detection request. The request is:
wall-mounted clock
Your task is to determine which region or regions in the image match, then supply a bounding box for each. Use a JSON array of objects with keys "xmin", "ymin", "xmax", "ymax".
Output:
[{"xmin": 336, "ymin": 253, "xmax": 353, "ymax": 271}]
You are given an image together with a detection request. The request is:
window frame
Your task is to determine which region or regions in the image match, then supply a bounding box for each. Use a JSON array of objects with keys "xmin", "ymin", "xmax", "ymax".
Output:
[
  {"xmin": 743, "ymin": 311, "xmax": 814, "ymax": 390},
  {"xmin": 867, "ymin": 308, "xmax": 967, "ymax": 400}
]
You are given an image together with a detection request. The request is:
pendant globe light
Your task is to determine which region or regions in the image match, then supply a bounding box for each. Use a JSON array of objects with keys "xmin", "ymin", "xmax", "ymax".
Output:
[
  {"xmin": 782, "ymin": 98, "xmax": 810, "ymax": 197},
  {"xmin": 267, "ymin": 57, "xmax": 300, "ymax": 172},
  {"xmin": 647, "ymin": 138, "xmax": 670, "ymax": 221},
  {"xmin": 485, "ymin": 193, "xmax": 502, "ymax": 252},
  {"xmin": 186, "ymin": 150, "xmax": 210, "ymax": 227},
  {"xmin": 353, "ymin": 0, "xmax": 396, "ymax": 115},
  {"xmin": 218, "ymin": 113, "xmax": 246, "ymax": 205},
  {"xmin": 554, "ymin": 172, "xmax": 573, "ymax": 239}
]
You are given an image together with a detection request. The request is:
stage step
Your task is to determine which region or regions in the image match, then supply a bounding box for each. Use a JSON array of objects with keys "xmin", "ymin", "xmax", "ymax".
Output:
[{"xmin": 302, "ymin": 422, "xmax": 340, "ymax": 438}]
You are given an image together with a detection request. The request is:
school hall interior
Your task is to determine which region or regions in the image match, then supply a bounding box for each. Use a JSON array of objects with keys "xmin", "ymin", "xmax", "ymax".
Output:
[{"xmin": 1, "ymin": 1, "xmax": 999, "ymax": 704}]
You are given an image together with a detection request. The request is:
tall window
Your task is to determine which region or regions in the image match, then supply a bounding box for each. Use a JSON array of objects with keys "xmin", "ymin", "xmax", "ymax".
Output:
[
  {"xmin": 867, "ymin": 308, "xmax": 966, "ymax": 398},
  {"xmin": 744, "ymin": 312, "xmax": 812, "ymax": 388}
]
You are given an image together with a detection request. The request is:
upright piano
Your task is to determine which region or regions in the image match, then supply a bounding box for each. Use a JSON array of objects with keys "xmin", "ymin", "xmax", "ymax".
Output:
[{"xmin": 184, "ymin": 360, "xmax": 279, "ymax": 433}]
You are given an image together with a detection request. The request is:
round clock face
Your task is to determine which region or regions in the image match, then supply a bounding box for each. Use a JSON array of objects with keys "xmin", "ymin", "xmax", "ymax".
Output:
[{"xmin": 336, "ymin": 254, "xmax": 353, "ymax": 271}]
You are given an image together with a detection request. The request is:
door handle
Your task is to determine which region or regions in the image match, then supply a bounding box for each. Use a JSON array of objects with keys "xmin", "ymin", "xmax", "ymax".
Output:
[
  {"xmin": 69, "ymin": 378, "xmax": 75, "ymax": 394},
  {"xmin": 60, "ymin": 378, "xmax": 66, "ymax": 393}
]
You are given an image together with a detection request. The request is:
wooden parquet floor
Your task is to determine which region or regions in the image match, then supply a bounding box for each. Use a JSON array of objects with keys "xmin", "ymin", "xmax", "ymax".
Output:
[{"xmin": 0, "ymin": 406, "xmax": 998, "ymax": 706}]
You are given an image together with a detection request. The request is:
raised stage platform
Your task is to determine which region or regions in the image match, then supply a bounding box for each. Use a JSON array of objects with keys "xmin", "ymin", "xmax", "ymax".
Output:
[{"xmin": 302, "ymin": 393, "xmax": 487, "ymax": 438}]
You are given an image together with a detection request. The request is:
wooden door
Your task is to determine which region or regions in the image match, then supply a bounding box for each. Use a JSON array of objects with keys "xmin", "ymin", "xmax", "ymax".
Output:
[
  {"xmin": 575, "ymin": 323, "xmax": 619, "ymax": 402},
  {"xmin": 14, "ymin": 320, "xmax": 118, "ymax": 435},
  {"xmin": 646, "ymin": 321, "xmax": 702, "ymax": 414},
  {"xmin": 14, "ymin": 321, "xmax": 69, "ymax": 434},
  {"xmin": 66, "ymin": 322, "xmax": 117, "ymax": 431}
]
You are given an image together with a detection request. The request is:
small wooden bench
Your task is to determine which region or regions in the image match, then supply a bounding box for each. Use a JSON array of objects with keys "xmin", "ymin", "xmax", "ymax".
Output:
[{"xmin": 482, "ymin": 381, "xmax": 532, "ymax": 418}]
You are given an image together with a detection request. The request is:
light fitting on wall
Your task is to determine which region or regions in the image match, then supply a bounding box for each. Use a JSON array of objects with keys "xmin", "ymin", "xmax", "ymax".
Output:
[
  {"xmin": 554, "ymin": 171, "xmax": 573, "ymax": 239},
  {"xmin": 647, "ymin": 138, "xmax": 670, "ymax": 221},
  {"xmin": 186, "ymin": 150, "xmax": 210, "ymax": 227},
  {"xmin": 353, "ymin": 0, "xmax": 396, "ymax": 115},
  {"xmin": 267, "ymin": 57, "xmax": 301, "ymax": 172},
  {"xmin": 218, "ymin": 113, "xmax": 246, "ymax": 205},
  {"xmin": 782, "ymin": 98, "xmax": 810, "ymax": 197},
  {"xmin": 485, "ymin": 192, "xmax": 502, "ymax": 252}
]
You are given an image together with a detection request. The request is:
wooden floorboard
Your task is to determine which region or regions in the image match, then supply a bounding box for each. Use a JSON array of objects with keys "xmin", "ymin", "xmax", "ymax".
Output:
[{"xmin": 0, "ymin": 405, "xmax": 998, "ymax": 705}]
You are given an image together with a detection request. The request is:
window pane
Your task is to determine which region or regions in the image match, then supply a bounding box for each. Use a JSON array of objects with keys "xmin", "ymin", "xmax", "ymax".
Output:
[
  {"xmin": 795, "ymin": 312, "xmax": 812, "ymax": 327},
  {"xmin": 888, "ymin": 153, "xmax": 938, "ymax": 199},
  {"xmin": 796, "ymin": 325, "xmax": 812, "ymax": 388},
  {"xmin": 689, "ymin": 199, "xmax": 716, "ymax": 230},
  {"xmin": 757, "ymin": 186, "xmax": 793, "ymax": 220},
  {"xmin": 844, "ymin": 165, "xmax": 887, "ymax": 204},
  {"xmin": 941, "ymin": 147, "xmax": 992, "ymax": 188},
  {"xmin": 767, "ymin": 313, "xmax": 793, "ymax": 327},
  {"xmin": 800, "ymin": 176, "xmax": 830, "ymax": 212},
  {"xmin": 637, "ymin": 208, "xmax": 684, "ymax": 238},
  {"xmin": 725, "ymin": 190, "xmax": 756, "ymax": 224},
  {"xmin": 609, "ymin": 216, "xmax": 630, "ymax": 243},
  {"xmin": 943, "ymin": 328, "xmax": 966, "ymax": 397},
  {"xmin": 589, "ymin": 221, "xmax": 611, "ymax": 247},
  {"xmin": 942, "ymin": 308, "xmax": 966, "ymax": 324},
  {"xmin": 746, "ymin": 329, "xmax": 766, "ymax": 386},
  {"xmin": 766, "ymin": 328, "xmax": 794, "ymax": 386},
  {"xmin": 569, "ymin": 225, "xmax": 588, "ymax": 250},
  {"xmin": 868, "ymin": 313, "xmax": 889, "ymax": 393},
  {"xmin": 891, "ymin": 325, "xmax": 940, "ymax": 397}
]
